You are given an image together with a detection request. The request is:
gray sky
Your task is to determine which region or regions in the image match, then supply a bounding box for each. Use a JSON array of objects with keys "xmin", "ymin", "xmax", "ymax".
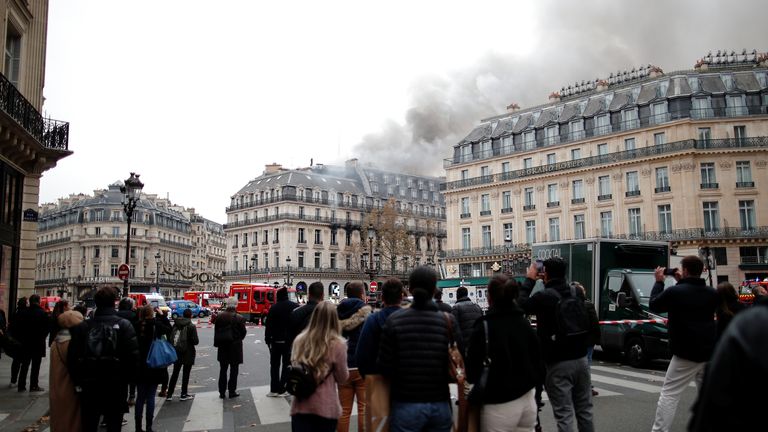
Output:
[{"xmin": 40, "ymin": 0, "xmax": 768, "ymax": 223}]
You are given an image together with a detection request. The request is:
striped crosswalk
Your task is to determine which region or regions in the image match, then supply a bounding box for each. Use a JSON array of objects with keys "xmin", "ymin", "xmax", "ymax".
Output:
[{"xmin": 15, "ymin": 363, "xmax": 685, "ymax": 432}]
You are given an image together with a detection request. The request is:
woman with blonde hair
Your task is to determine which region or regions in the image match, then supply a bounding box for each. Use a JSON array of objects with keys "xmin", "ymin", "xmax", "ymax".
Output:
[
  {"xmin": 290, "ymin": 301, "xmax": 349, "ymax": 432},
  {"xmin": 49, "ymin": 309, "xmax": 84, "ymax": 432}
]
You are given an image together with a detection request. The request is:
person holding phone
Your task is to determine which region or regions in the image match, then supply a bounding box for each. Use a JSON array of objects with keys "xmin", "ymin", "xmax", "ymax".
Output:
[{"xmin": 648, "ymin": 256, "xmax": 718, "ymax": 432}]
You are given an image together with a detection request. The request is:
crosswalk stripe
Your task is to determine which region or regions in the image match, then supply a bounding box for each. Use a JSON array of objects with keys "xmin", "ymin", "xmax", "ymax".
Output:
[
  {"xmin": 183, "ymin": 389, "xmax": 223, "ymax": 431},
  {"xmin": 0, "ymin": 414, "xmax": 8, "ymax": 423},
  {"xmin": 251, "ymin": 386, "xmax": 291, "ymax": 425},
  {"xmin": 590, "ymin": 373, "xmax": 662, "ymax": 393},
  {"xmin": 591, "ymin": 365, "xmax": 696, "ymax": 388}
]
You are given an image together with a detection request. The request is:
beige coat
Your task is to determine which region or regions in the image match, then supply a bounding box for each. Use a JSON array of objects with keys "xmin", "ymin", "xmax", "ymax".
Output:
[{"xmin": 49, "ymin": 311, "xmax": 83, "ymax": 432}]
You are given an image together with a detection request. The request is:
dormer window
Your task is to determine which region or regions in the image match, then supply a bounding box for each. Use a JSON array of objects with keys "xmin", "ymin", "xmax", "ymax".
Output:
[
  {"xmin": 722, "ymin": 74, "xmax": 735, "ymax": 91},
  {"xmin": 688, "ymin": 77, "xmax": 700, "ymax": 92}
]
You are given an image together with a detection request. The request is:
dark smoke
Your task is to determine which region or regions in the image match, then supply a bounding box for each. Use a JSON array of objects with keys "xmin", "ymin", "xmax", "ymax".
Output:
[{"xmin": 352, "ymin": 0, "xmax": 767, "ymax": 175}]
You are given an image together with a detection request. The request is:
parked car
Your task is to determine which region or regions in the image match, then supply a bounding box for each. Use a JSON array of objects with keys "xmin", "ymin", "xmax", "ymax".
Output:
[{"xmin": 168, "ymin": 300, "xmax": 208, "ymax": 318}]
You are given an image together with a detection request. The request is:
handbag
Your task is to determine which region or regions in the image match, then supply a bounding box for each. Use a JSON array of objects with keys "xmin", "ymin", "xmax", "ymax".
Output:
[
  {"xmin": 365, "ymin": 374, "xmax": 390, "ymax": 432},
  {"xmin": 467, "ymin": 320, "xmax": 490, "ymax": 404},
  {"xmin": 147, "ymin": 335, "xmax": 178, "ymax": 368},
  {"xmin": 443, "ymin": 312, "xmax": 469, "ymax": 432}
]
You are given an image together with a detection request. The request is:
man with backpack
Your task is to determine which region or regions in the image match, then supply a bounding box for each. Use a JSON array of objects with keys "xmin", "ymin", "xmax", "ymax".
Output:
[
  {"xmin": 166, "ymin": 308, "xmax": 199, "ymax": 401},
  {"xmin": 519, "ymin": 257, "xmax": 594, "ymax": 432},
  {"xmin": 214, "ymin": 298, "xmax": 247, "ymax": 399},
  {"xmin": 68, "ymin": 286, "xmax": 139, "ymax": 432}
]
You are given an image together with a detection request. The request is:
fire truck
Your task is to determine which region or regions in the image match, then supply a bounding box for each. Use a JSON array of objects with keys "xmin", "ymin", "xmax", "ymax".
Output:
[
  {"xmin": 183, "ymin": 291, "xmax": 228, "ymax": 311},
  {"xmin": 228, "ymin": 283, "xmax": 298, "ymax": 323}
]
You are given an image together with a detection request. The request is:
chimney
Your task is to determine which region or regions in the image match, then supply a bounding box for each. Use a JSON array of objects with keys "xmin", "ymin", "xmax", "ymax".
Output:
[
  {"xmin": 506, "ymin": 103, "xmax": 520, "ymax": 113},
  {"xmin": 345, "ymin": 158, "xmax": 359, "ymax": 168},
  {"xmin": 548, "ymin": 92, "xmax": 561, "ymax": 102},
  {"xmin": 264, "ymin": 163, "xmax": 283, "ymax": 174}
]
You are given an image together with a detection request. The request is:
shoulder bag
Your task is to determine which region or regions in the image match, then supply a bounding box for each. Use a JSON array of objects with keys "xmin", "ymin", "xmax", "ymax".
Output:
[
  {"xmin": 147, "ymin": 334, "xmax": 178, "ymax": 369},
  {"xmin": 467, "ymin": 320, "xmax": 490, "ymax": 404},
  {"xmin": 443, "ymin": 312, "xmax": 469, "ymax": 432}
]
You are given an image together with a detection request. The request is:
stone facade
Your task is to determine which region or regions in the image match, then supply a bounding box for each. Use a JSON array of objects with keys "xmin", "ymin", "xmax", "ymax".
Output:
[{"xmin": 443, "ymin": 55, "xmax": 768, "ymax": 284}]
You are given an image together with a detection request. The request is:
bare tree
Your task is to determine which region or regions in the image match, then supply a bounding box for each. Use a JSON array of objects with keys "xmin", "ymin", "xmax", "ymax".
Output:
[{"xmin": 364, "ymin": 198, "xmax": 416, "ymax": 274}]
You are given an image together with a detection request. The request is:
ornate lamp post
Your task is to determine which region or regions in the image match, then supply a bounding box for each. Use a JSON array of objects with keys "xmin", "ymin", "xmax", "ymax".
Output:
[
  {"xmin": 59, "ymin": 265, "xmax": 67, "ymax": 299},
  {"xmin": 365, "ymin": 224, "xmax": 378, "ymax": 283},
  {"xmin": 249, "ymin": 255, "xmax": 256, "ymax": 284},
  {"xmin": 504, "ymin": 234, "xmax": 512, "ymax": 275},
  {"xmin": 155, "ymin": 252, "xmax": 161, "ymax": 294},
  {"xmin": 120, "ymin": 172, "xmax": 144, "ymax": 298},
  {"xmin": 285, "ymin": 256, "xmax": 293, "ymax": 286}
]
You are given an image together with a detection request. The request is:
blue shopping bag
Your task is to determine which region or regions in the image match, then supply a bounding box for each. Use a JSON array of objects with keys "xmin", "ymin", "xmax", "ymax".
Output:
[{"xmin": 147, "ymin": 337, "xmax": 178, "ymax": 368}]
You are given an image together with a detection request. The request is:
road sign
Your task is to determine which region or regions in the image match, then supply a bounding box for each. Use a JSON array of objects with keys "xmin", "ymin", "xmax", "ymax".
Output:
[
  {"xmin": 118, "ymin": 264, "xmax": 130, "ymax": 281},
  {"xmin": 370, "ymin": 281, "xmax": 378, "ymax": 292}
]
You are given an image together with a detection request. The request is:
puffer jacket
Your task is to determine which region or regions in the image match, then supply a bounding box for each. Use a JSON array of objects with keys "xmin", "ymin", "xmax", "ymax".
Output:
[
  {"xmin": 337, "ymin": 298, "xmax": 372, "ymax": 368},
  {"xmin": 378, "ymin": 300, "xmax": 462, "ymax": 403},
  {"xmin": 452, "ymin": 297, "xmax": 483, "ymax": 351}
]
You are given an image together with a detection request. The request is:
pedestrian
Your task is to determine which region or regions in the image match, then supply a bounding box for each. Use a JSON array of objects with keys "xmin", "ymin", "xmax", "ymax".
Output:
[
  {"xmin": 264, "ymin": 286, "xmax": 298, "ymax": 397},
  {"xmin": 452, "ymin": 286, "xmax": 484, "ymax": 355},
  {"xmin": 0, "ymin": 307, "xmax": 5, "ymax": 361},
  {"xmin": 433, "ymin": 288, "xmax": 453, "ymax": 312},
  {"xmin": 49, "ymin": 299, "xmax": 70, "ymax": 346},
  {"xmin": 466, "ymin": 275, "xmax": 544, "ymax": 431},
  {"xmin": 687, "ymin": 300, "xmax": 768, "ymax": 431},
  {"xmin": 49, "ymin": 309, "xmax": 84, "ymax": 432},
  {"xmin": 356, "ymin": 278, "xmax": 404, "ymax": 432},
  {"xmin": 715, "ymin": 282, "xmax": 745, "ymax": 340},
  {"xmin": 214, "ymin": 298, "xmax": 247, "ymax": 399},
  {"xmin": 7, "ymin": 297, "xmax": 27, "ymax": 388},
  {"xmin": 290, "ymin": 281, "xmax": 325, "ymax": 344},
  {"xmin": 378, "ymin": 266, "xmax": 462, "ymax": 432},
  {"xmin": 116, "ymin": 297, "xmax": 139, "ymax": 406},
  {"xmin": 166, "ymin": 308, "xmax": 199, "ymax": 401},
  {"xmin": 289, "ymin": 301, "xmax": 349, "ymax": 431},
  {"xmin": 15, "ymin": 294, "xmax": 51, "ymax": 392},
  {"xmin": 156, "ymin": 308, "xmax": 172, "ymax": 398},
  {"xmin": 519, "ymin": 257, "xmax": 594, "ymax": 432},
  {"xmin": 751, "ymin": 284, "xmax": 767, "ymax": 303},
  {"xmin": 134, "ymin": 305, "xmax": 172, "ymax": 432},
  {"xmin": 336, "ymin": 282, "xmax": 373, "ymax": 432},
  {"xmin": 68, "ymin": 286, "xmax": 139, "ymax": 432},
  {"xmin": 72, "ymin": 302, "xmax": 88, "ymax": 318},
  {"xmin": 648, "ymin": 256, "xmax": 718, "ymax": 432},
  {"xmin": 574, "ymin": 282, "xmax": 601, "ymax": 396}
]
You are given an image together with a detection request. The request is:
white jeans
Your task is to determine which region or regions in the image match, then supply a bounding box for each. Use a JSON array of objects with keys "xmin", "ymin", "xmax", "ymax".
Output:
[
  {"xmin": 651, "ymin": 355, "xmax": 706, "ymax": 432},
  {"xmin": 481, "ymin": 388, "xmax": 537, "ymax": 432}
]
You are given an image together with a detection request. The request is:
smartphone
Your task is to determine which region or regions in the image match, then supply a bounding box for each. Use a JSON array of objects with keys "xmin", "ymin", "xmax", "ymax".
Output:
[
  {"xmin": 535, "ymin": 259, "xmax": 545, "ymax": 273},
  {"xmin": 663, "ymin": 268, "xmax": 678, "ymax": 276}
]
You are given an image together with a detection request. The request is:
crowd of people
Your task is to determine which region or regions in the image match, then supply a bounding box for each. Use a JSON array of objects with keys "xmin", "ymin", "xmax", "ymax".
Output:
[{"xmin": 0, "ymin": 255, "xmax": 763, "ymax": 431}]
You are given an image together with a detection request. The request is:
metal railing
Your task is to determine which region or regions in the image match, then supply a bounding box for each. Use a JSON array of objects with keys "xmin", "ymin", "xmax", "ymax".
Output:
[
  {"xmin": 37, "ymin": 237, "xmax": 71, "ymax": 247},
  {"xmin": 0, "ymin": 72, "xmax": 69, "ymax": 150},
  {"xmin": 442, "ymin": 136, "xmax": 768, "ymax": 191},
  {"xmin": 444, "ymin": 105, "xmax": 767, "ymax": 168},
  {"xmin": 159, "ymin": 238, "xmax": 194, "ymax": 249},
  {"xmin": 443, "ymin": 244, "xmax": 532, "ymax": 259}
]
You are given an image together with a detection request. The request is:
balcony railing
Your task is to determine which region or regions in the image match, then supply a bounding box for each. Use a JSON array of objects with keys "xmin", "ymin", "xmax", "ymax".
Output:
[
  {"xmin": 37, "ymin": 237, "xmax": 71, "ymax": 247},
  {"xmin": 741, "ymin": 256, "xmax": 768, "ymax": 265},
  {"xmin": 546, "ymin": 201, "xmax": 560, "ymax": 208},
  {"xmin": 625, "ymin": 190, "xmax": 641, "ymax": 197},
  {"xmin": 442, "ymin": 137, "xmax": 768, "ymax": 192},
  {"xmin": 501, "ymin": 207, "xmax": 513, "ymax": 214},
  {"xmin": 700, "ymin": 183, "xmax": 719, "ymax": 189},
  {"xmin": 655, "ymin": 186, "xmax": 671, "ymax": 193},
  {"xmin": 736, "ymin": 181, "xmax": 755, "ymax": 188},
  {"xmin": 444, "ymin": 105, "xmax": 767, "ymax": 168},
  {"xmin": 571, "ymin": 198, "xmax": 585, "ymax": 204},
  {"xmin": 159, "ymin": 238, "xmax": 193, "ymax": 249},
  {"xmin": 0, "ymin": 72, "xmax": 69, "ymax": 150},
  {"xmin": 480, "ymin": 210, "xmax": 491, "ymax": 216},
  {"xmin": 597, "ymin": 194, "xmax": 612, "ymax": 201},
  {"xmin": 444, "ymin": 244, "xmax": 532, "ymax": 259},
  {"xmin": 523, "ymin": 205, "xmax": 536, "ymax": 211}
]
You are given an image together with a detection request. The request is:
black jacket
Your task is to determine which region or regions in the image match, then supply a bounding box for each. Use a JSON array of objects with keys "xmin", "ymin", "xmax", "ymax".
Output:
[
  {"xmin": 68, "ymin": 308, "xmax": 139, "ymax": 392},
  {"xmin": 452, "ymin": 297, "xmax": 483, "ymax": 351},
  {"xmin": 715, "ymin": 299, "xmax": 746, "ymax": 340},
  {"xmin": 171, "ymin": 317, "xmax": 199, "ymax": 365},
  {"xmin": 214, "ymin": 310, "xmax": 247, "ymax": 364},
  {"xmin": 688, "ymin": 304, "xmax": 768, "ymax": 431},
  {"xmin": 135, "ymin": 317, "xmax": 172, "ymax": 384},
  {"xmin": 337, "ymin": 298, "xmax": 372, "ymax": 368},
  {"xmin": 289, "ymin": 300, "xmax": 319, "ymax": 343},
  {"xmin": 265, "ymin": 298, "xmax": 299, "ymax": 345},
  {"xmin": 14, "ymin": 304, "xmax": 50, "ymax": 358},
  {"xmin": 435, "ymin": 301, "xmax": 453, "ymax": 313},
  {"xmin": 466, "ymin": 304, "xmax": 544, "ymax": 404},
  {"xmin": 378, "ymin": 300, "xmax": 462, "ymax": 403},
  {"xmin": 519, "ymin": 278, "xmax": 588, "ymax": 363},
  {"xmin": 585, "ymin": 300, "xmax": 601, "ymax": 347},
  {"xmin": 649, "ymin": 277, "xmax": 717, "ymax": 362}
]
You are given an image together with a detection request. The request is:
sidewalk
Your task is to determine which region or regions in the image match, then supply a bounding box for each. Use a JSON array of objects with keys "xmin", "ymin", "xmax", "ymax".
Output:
[{"xmin": 0, "ymin": 354, "xmax": 51, "ymax": 432}]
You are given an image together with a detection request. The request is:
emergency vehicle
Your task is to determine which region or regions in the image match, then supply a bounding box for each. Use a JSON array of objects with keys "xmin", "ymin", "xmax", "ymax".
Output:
[
  {"xmin": 228, "ymin": 283, "xmax": 298, "ymax": 322},
  {"xmin": 129, "ymin": 292, "xmax": 171, "ymax": 314},
  {"xmin": 183, "ymin": 291, "xmax": 228, "ymax": 311}
]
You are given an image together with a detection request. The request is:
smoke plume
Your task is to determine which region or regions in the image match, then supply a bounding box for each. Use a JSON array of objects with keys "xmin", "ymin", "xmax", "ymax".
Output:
[{"xmin": 352, "ymin": 0, "xmax": 767, "ymax": 176}]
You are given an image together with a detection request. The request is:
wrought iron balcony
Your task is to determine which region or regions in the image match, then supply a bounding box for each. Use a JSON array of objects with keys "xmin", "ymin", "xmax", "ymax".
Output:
[
  {"xmin": 655, "ymin": 186, "xmax": 671, "ymax": 193},
  {"xmin": 700, "ymin": 183, "xmax": 719, "ymax": 189},
  {"xmin": 443, "ymin": 244, "xmax": 532, "ymax": 259},
  {"xmin": 480, "ymin": 210, "xmax": 492, "ymax": 216},
  {"xmin": 547, "ymin": 201, "xmax": 560, "ymax": 208},
  {"xmin": 597, "ymin": 194, "xmax": 613, "ymax": 201},
  {"xmin": 625, "ymin": 190, "xmax": 641, "ymax": 197},
  {"xmin": 736, "ymin": 181, "xmax": 755, "ymax": 188},
  {"xmin": 0, "ymin": 72, "xmax": 69, "ymax": 150},
  {"xmin": 571, "ymin": 198, "xmax": 585, "ymax": 204},
  {"xmin": 37, "ymin": 236, "xmax": 71, "ymax": 247},
  {"xmin": 523, "ymin": 204, "xmax": 536, "ymax": 211}
]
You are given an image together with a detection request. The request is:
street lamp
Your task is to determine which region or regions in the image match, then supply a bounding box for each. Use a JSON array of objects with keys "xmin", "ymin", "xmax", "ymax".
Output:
[
  {"xmin": 155, "ymin": 252, "xmax": 161, "ymax": 294},
  {"xmin": 249, "ymin": 255, "xmax": 256, "ymax": 284},
  {"xmin": 365, "ymin": 224, "xmax": 378, "ymax": 283},
  {"xmin": 504, "ymin": 234, "xmax": 512, "ymax": 275},
  {"xmin": 59, "ymin": 265, "xmax": 67, "ymax": 299},
  {"xmin": 285, "ymin": 256, "xmax": 293, "ymax": 286},
  {"xmin": 120, "ymin": 172, "xmax": 144, "ymax": 298}
]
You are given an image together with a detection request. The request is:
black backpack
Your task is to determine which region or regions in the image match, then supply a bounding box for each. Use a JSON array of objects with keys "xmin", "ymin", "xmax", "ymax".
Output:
[
  {"xmin": 282, "ymin": 364, "xmax": 333, "ymax": 399},
  {"xmin": 171, "ymin": 324, "xmax": 189, "ymax": 353},
  {"xmin": 81, "ymin": 318, "xmax": 122, "ymax": 383},
  {"xmin": 549, "ymin": 286, "xmax": 590, "ymax": 341}
]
